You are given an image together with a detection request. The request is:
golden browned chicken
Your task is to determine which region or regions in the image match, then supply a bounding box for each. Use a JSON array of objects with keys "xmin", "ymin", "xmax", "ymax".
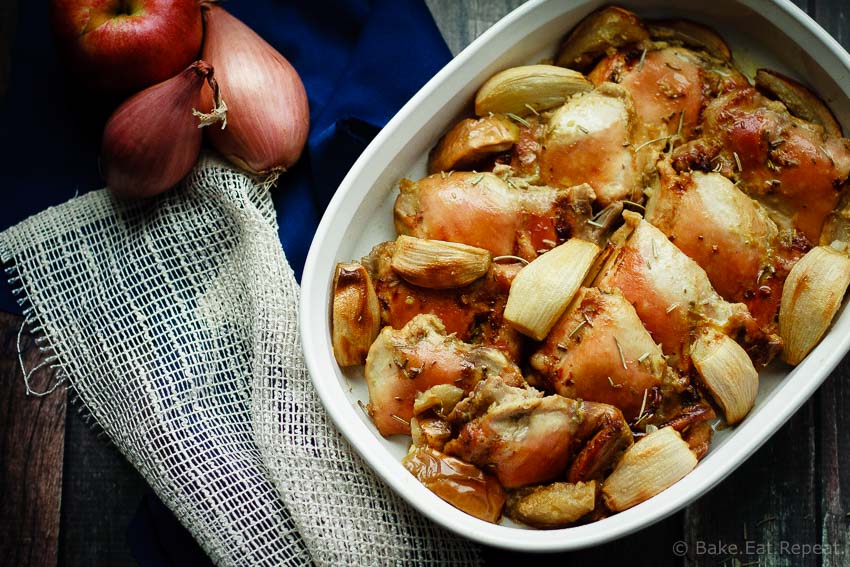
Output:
[
  {"xmin": 361, "ymin": 241, "xmax": 525, "ymax": 361},
  {"xmin": 645, "ymin": 163, "xmax": 801, "ymax": 330},
  {"xmin": 674, "ymin": 87, "xmax": 850, "ymax": 244},
  {"xmin": 537, "ymin": 84, "xmax": 639, "ymax": 205},
  {"xmin": 589, "ymin": 46, "xmax": 746, "ymax": 148},
  {"xmin": 530, "ymin": 286, "xmax": 673, "ymax": 421},
  {"xmin": 394, "ymin": 171, "xmax": 595, "ymax": 260},
  {"xmin": 364, "ymin": 314, "xmax": 525, "ymax": 436},
  {"xmin": 594, "ymin": 213, "xmax": 780, "ymax": 368},
  {"xmin": 444, "ymin": 375, "xmax": 632, "ymax": 488}
]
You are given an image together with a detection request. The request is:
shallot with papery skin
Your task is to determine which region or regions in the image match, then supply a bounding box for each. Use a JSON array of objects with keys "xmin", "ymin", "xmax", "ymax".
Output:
[
  {"xmin": 102, "ymin": 60, "xmax": 226, "ymax": 198},
  {"xmin": 199, "ymin": 3, "xmax": 310, "ymax": 176}
]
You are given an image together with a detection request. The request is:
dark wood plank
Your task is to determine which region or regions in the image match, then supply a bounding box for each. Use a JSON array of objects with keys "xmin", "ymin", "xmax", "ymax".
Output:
[
  {"xmin": 58, "ymin": 393, "xmax": 147, "ymax": 567},
  {"xmin": 684, "ymin": 400, "xmax": 820, "ymax": 567},
  {"xmin": 481, "ymin": 514, "xmax": 683, "ymax": 566},
  {"xmin": 818, "ymin": 358, "xmax": 850, "ymax": 566},
  {"xmin": 813, "ymin": 0, "xmax": 849, "ymax": 48},
  {"xmin": 426, "ymin": 0, "xmax": 527, "ymax": 55},
  {"xmin": 0, "ymin": 311, "xmax": 66, "ymax": 567}
]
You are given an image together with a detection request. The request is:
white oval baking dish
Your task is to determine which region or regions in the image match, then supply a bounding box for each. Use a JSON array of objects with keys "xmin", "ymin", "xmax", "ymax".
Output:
[{"xmin": 301, "ymin": 0, "xmax": 850, "ymax": 552}]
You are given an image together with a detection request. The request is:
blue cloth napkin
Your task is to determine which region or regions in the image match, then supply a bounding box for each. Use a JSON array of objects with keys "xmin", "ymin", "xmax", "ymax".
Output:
[
  {"xmin": 1, "ymin": 0, "xmax": 451, "ymax": 564},
  {"xmin": 0, "ymin": 0, "xmax": 450, "ymax": 312}
]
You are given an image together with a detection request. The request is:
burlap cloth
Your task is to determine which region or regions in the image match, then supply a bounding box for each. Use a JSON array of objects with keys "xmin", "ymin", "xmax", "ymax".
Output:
[{"xmin": 0, "ymin": 155, "xmax": 481, "ymax": 566}]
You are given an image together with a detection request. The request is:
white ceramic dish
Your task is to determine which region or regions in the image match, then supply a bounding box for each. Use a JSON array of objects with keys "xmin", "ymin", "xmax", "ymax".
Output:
[{"xmin": 301, "ymin": 0, "xmax": 850, "ymax": 552}]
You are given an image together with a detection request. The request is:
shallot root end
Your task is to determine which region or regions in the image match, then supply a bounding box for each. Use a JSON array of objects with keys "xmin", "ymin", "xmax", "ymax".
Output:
[{"xmin": 193, "ymin": 96, "xmax": 228, "ymax": 130}]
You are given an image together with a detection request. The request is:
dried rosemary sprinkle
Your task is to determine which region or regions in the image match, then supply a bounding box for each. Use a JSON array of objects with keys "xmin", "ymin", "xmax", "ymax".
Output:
[
  {"xmin": 440, "ymin": 170, "xmax": 448, "ymax": 179},
  {"xmin": 614, "ymin": 336, "xmax": 627, "ymax": 369},
  {"xmin": 390, "ymin": 414, "xmax": 410, "ymax": 426},
  {"xmin": 608, "ymin": 376, "xmax": 623, "ymax": 389},
  {"xmin": 569, "ymin": 320, "xmax": 587, "ymax": 337},
  {"xmin": 577, "ymin": 124, "xmax": 590, "ymax": 134},
  {"xmin": 471, "ymin": 173, "xmax": 485, "ymax": 185},
  {"xmin": 623, "ymin": 200, "xmax": 646, "ymax": 212},
  {"xmin": 357, "ymin": 399, "xmax": 369, "ymax": 415},
  {"xmin": 665, "ymin": 303, "xmax": 679, "ymax": 314},
  {"xmin": 769, "ymin": 138, "xmax": 785, "ymax": 148},
  {"xmin": 634, "ymin": 135, "xmax": 670, "ymax": 152},
  {"xmin": 733, "ymin": 151, "xmax": 743, "ymax": 172},
  {"xmin": 583, "ymin": 313, "xmax": 594, "ymax": 327},
  {"xmin": 651, "ymin": 239, "xmax": 658, "ymax": 259},
  {"xmin": 635, "ymin": 388, "xmax": 649, "ymax": 423},
  {"xmin": 637, "ymin": 351, "xmax": 651, "ymax": 363},
  {"xmin": 524, "ymin": 103, "xmax": 540, "ymax": 116},
  {"xmin": 637, "ymin": 48, "xmax": 647, "ymax": 72},
  {"xmin": 493, "ymin": 255, "xmax": 529, "ymax": 265},
  {"xmin": 586, "ymin": 219, "xmax": 605, "ymax": 228},
  {"xmin": 676, "ymin": 110, "xmax": 685, "ymax": 140},
  {"xmin": 557, "ymin": 342, "xmax": 569, "ymax": 351},
  {"xmin": 766, "ymin": 158, "xmax": 780, "ymax": 172},
  {"xmin": 506, "ymin": 112, "xmax": 531, "ymax": 128}
]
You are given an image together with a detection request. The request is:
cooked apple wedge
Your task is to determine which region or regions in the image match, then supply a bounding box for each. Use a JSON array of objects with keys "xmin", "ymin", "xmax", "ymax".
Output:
[
  {"xmin": 507, "ymin": 481, "xmax": 596, "ymax": 528},
  {"xmin": 404, "ymin": 447, "xmax": 506, "ymax": 523},
  {"xmin": 474, "ymin": 64, "xmax": 592, "ymax": 117},
  {"xmin": 648, "ymin": 19, "xmax": 732, "ymax": 61}
]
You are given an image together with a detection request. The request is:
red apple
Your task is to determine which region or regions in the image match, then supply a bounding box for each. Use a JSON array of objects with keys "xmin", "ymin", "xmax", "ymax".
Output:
[{"xmin": 49, "ymin": 0, "xmax": 203, "ymax": 95}]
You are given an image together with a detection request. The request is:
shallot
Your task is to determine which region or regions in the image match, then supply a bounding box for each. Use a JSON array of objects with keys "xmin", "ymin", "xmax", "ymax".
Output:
[
  {"xmin": 199, "ymin": 4, "xmax": 310, "ymax": 176},
  {"xmin": 102, "ymin": 60, "xmax": 225, "ymax": 198}
]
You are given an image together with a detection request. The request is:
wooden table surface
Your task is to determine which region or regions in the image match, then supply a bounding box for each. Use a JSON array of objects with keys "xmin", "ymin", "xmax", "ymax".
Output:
[{"xmin": 2, "ymin": 1, "xmax": 850, "ymax": 565}]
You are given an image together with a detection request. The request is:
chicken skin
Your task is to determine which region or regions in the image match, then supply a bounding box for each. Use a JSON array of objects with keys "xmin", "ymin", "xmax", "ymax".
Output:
[
  {"xmin": 676, "ymin": 87, "xmax": 850, "ymax": 244},
  {"xmin": 394, "ymin": 171, "xmax": 595, "ymax": 260},
  {"xmin": 362, "ymin": 241, "xmax": 525, "ymax": 361},
  {"xmin": 530, "ymin": 287, "xmax": 671, "ymax": 421},
  {"xmin": 364, "ymin": 314, "xmax": 525, "ymax": 436},
  {"xmin": 645, "ymin": 164, "xmax": 800, "ymax": 330},
  {"xmin": 538, "ymin": 84, "xmax": 639, "ymax": 205},
  {"xmin": 589, "ymin": 45, "xmax": 748, "ymax": 176},
  {"xmin": 595, "ymin": 213, "xmax": 780, "ymax": 368},
  {"xmin": 444, "ymin": 376, "xmax": 632, "ymax": 488}
]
